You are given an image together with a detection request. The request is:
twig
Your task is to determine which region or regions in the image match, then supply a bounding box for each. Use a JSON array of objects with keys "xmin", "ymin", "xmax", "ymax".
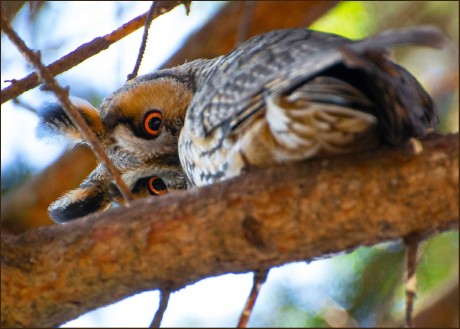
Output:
[
  {"xmin": 126, "ymin": 4, "xmax": 176, "ymax": 323},
  {"xmin": 149, "ymin": 289, "xmax": 171, "ymax": 328},
  {"xmin": 403, "ymin": 233, "xmax": 420, "ymax": 328},
  {"xmin": 127, "ymin": 1, "xmax": 157, "ymax": 81},
  {"xmin": 237, "ymin": 269, "xmax": 269, "ymax": 328},
  {"xmin": 1, "ymin": 1, "xmax": 186, "ymax": 104},
  {"xmin": 12, "ymin": 97, "xmax": 38, "ymax": 114},
  {"xmin": 0, "ymin": 9, "xmax": 134, "ymax": 203}
]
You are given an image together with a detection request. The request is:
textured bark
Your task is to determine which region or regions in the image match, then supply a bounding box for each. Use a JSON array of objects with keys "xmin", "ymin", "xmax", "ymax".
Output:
[{"xmin": 1, "ymin": 133, "xmax": 458, "ymax": 327}]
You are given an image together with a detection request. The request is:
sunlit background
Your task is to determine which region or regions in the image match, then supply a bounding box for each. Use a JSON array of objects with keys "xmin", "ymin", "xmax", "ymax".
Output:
[{"xmin": 1, "ymin": 1, "xmax": 458, "ymax": 327}]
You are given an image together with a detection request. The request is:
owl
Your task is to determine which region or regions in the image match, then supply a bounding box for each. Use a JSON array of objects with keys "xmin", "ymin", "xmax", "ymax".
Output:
[
  {"xmin": 37, "ymin": 61, "xmax": 210, "ymax": 222},
  {"xmin": 38, "ymin": 26, "xmax": 443, "ymax": 223}
]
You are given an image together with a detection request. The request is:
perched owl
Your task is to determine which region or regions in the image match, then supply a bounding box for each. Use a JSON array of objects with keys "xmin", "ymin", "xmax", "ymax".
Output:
[{"xmin": 38, "ymin": 26, "xmax": 444, "ymax": 223}]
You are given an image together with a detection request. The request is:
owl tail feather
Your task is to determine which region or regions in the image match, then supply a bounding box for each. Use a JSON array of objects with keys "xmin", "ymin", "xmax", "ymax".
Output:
[
  {"xmin": 335, "ymin": 47, "xmax": 437, "ymax": 145},
  {"xmin": 349, "ymin": 25, "xmax": 447, "ymax": 53},
  {"xmin": 276, "ymin": 26, "xmax": 445, "ymax": 149},
  {"xmin": 336, "ymin": 25, "xmax": 445, "ymax": 145}
]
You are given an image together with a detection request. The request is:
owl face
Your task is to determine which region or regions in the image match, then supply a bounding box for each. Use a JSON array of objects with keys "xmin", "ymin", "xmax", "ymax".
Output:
[{"xmin": 38, "ymin": 68, "xmax": 198, "ymax": 223}]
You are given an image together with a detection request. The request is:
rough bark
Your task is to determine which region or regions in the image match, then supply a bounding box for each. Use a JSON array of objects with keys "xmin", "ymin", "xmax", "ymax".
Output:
[{"xmin": 1, "ymin": 133, "xmax": 458, "ymax": 328}]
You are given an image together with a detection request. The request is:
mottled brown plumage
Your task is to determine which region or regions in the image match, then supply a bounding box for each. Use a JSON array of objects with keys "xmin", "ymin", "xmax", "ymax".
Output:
[{"xmin": 38, "ymin": 26, "xmax": 444, "ymax": 223}]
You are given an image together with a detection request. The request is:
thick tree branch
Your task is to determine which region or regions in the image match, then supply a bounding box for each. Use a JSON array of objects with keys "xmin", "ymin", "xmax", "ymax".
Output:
[{"xmin": 1, "ymin": 133, "xmax": 458, "ymax": 327}]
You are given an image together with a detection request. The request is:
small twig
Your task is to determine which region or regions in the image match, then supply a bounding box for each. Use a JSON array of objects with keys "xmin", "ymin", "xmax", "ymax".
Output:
[
  {"xmin": 149, "ymin": 289, "xmax": 171, "ymax": 328},
  {"xmin": 127, "ymin": 1, "xmax": 157, "ymax": 81},
  {"xmin": 1, "ymin": 9, "xmax": 134, "ymax": 203},
  {"xmin": 236, "ymin": 1, "xmax": 256, "ymax": 46},
  {"xmin": 403, "ymin": 233, "xmax": 420, "ymax": 328},
  {"xmin": 12, "ymin": 97, "xmax": 38, "ymax": 114},
  {"xmin": 237, "ymin": 269, "xmax": 269, "ymax": 328},
  {"xmin": 1, "ymin": 1, "xmax": 186, "ymax": 104},
  {"xmin": 181, "ymin": 1, "xmax": 191, "ymax": 15}
]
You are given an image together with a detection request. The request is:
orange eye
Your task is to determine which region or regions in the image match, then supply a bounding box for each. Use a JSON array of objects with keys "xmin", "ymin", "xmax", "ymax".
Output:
[
  {"xmin": 148, "ymin": 176, "xmax": 168, "ymax": 195},
  {"xmin": 143, "ymin": 110, "xmax": 162, "ymax": 138}
]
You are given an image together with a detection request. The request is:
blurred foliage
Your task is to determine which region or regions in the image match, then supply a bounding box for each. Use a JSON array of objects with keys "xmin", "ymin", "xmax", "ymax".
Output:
[
  {"xmin": 331, "ymin": 244, "xmax": 406, "ymax": 326},
  {"xmin": 1, "ymin": 156, "xmax": 33, "ymax": 195},
  {"xmin": 1, "ymin": 1, "xmax": 458, "ymax": 327},
  {"xmin": 309, "ymin": 1, "xmax": 374, "ymax": 39},
  {"xmin": 416, "ymin": 232, "xmax": 459, "ymax": 295}
]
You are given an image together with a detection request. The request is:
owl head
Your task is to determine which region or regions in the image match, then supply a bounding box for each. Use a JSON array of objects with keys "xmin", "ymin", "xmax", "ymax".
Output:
[{"xmin": 37, "ymin": 59, "xmax": 214, "ymax": 223}]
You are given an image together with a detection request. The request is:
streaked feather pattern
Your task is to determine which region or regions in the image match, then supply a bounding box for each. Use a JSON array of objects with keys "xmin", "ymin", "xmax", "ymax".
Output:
[{"xmin": 179, "ymin": 27, "xmax": 444, "ymax": 186}]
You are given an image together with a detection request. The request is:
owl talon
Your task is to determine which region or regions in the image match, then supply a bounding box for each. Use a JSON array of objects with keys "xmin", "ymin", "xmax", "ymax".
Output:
[{"xmin": 406, "ymin": 137, "xmax": 424, "ymax": 156}]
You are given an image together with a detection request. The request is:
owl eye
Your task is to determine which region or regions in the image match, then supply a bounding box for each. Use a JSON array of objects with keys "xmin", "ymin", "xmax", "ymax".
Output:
[
  {"xmin": 143, "ymin": 110, "xmax": 162, "ymax": 138},
  {"xmin": 148, "ymin": 176, "xmax": 168, "ymax": 195}
]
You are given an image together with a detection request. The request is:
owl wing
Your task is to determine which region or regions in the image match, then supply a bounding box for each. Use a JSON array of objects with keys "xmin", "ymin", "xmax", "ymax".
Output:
[
  {"xmin": 187, "ymin": 28, "xmax": 348, "ymax": 136},
  {"xmin": 187, "ymin": 26, "xmax": 444, "ymax": 144}
]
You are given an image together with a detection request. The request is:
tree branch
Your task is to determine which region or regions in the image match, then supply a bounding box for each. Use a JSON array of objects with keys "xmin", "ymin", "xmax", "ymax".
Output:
[
  {"xmin": 1, "ymin": 1, "xmax": 188, "ymax": 104},
  {"xmin": 1, "ymin": 8, "xmax": 135, "ymax": 203},
  {"xmin": 1, "ymin": 133, "xmax": 458, "ymax": 327}
]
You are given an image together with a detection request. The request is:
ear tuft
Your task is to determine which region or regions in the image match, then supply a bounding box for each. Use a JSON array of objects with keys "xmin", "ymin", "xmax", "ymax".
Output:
[
  {"xmin": 48, "ymin": 185, "xmax": 110, "ymax": 223},
  {"xmin": 36, "ymin": 102, "xmax": 78, "ymax": 140},
  {"xmin": 36, "ymin": 97, "xmax": 103, "ymax": 142}
]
